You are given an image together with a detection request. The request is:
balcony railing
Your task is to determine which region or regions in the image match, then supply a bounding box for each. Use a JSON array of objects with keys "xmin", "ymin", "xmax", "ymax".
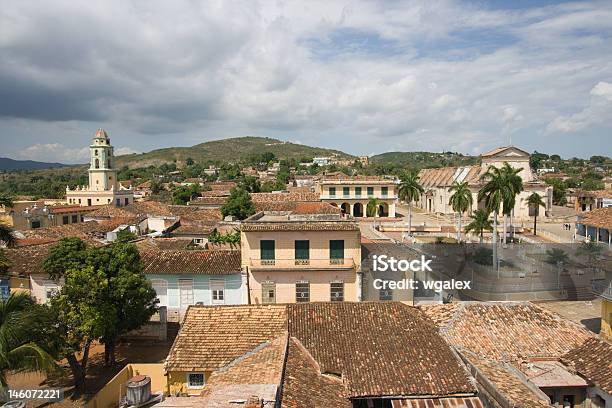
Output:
[
  {"xmin": 592, "ymin": 279, "xmax": 612, "ymax": 300},
  {"xmin": 250, "ymin": 258, "xmax": 355, "ymax": 270},
  {"xmin": 321, "ymin": 195, "xmax": 397, "ymax": 200}
]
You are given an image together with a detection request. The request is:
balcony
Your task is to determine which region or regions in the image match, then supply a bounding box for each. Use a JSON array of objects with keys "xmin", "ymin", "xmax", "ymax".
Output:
[
  {"xmin": 249, "ymin": 258, "xmax": 355, "ymax": 271},
  {"xmin": 592, "ymin": 279, "xmax": 612, "ymax": 301},
  {"xmin": 320, "ymin": 195, "xmax": 398, "ymax": 200}
]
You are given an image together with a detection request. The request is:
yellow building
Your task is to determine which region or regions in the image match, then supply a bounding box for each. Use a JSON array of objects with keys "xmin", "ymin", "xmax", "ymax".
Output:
[
  {"xmin": 66, "ymin": 129, "xmax": 134, "ymax": 207},
  {"xmin": 594, "ymin": 270, "xmax": 612, "ymax": 340},
  {"xmin": 240, "ymin": 203, "xmax": 362, "ymax": 303},
  {"xmin": 316, "ymin": 173, "xmax": 398, "ymax": 217}
]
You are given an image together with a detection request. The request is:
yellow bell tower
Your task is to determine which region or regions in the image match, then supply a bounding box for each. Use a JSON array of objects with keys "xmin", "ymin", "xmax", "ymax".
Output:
[{"xmin": 89, "ymin": 128, "xmax": 119, "ymax": 191}]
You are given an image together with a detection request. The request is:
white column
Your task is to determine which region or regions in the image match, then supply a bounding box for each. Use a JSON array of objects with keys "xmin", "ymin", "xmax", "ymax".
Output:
[{"xmin": 389, "ymin": 202, "xmax": 396, "ymax": 218}]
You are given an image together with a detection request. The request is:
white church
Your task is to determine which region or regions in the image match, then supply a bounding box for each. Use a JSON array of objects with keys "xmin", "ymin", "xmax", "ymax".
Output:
[{"xmin": 66, "ymin": 129, "xmax": 134, "ymax": 207}]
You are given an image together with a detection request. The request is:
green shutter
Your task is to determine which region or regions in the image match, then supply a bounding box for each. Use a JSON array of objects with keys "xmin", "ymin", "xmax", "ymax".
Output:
[
  {"xmin": 330, "ymin": 240, "xmax": 344, "ymax": 260},
  {"xmin": 329, "ymin": 187, "xmax": 336, "ymax": 196},
  {"xmin": 260, "ymin": 240, "xmax": 275, "ymax": 260},
  {"xmin": 295, "ymin": 240, "xmax": 310, "ymax": 260},
  {"xmin": 367, "ymin": 187, "xmax": 374, "ymax": 197},
  {"xmin": 355, "ymin": 187, "xmax": 362, "ymax": 197},
  {"xmin": 382, "ymin": 187, "xmax": 388, "ymax": 197},
  {"xmin": 343, "ymin": 187, "xmax": 350, "ymax": 197}
]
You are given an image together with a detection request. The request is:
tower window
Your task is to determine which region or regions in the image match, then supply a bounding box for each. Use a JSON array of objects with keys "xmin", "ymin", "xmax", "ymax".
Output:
[
  {"xmin": 107, "ymin": 160, "xmax": 111, "ymax": 168},
  {"xmin": 94, "ymin": 150, "xmax": 98, "ymax": 156},
  {"xmin": 95, "ymin": 159, "xmax": 100, "ymax": 169}
]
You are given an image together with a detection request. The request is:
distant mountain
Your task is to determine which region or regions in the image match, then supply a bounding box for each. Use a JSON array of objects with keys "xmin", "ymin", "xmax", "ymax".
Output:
[
  {"xmin": 369, "ymin": 151, "xmax": 478, "ymax": 169},
  {"xmin": 114, "ymin": 136, "xmax": 354, "ymax": 168},
  {"xmin": 0, "ymin": 157, "xmax": 68, "ymax": 171}
]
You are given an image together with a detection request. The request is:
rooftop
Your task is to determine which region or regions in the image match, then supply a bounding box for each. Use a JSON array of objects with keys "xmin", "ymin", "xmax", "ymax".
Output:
[
  {"xmin": 577, "ymin": 207, "xmax": 612, "ymax": 230},
  {"xmin": 561, "ymin": 337, "xmax": 612, "ymax": 394},
  {"xmin": 250, "ymin": 191, "xmax": 320, "ymax": 203},
  {"xmin": 139, "ymin": 249, "xmax": 241, "ymax": 275},
  {"xmin": 241, "ymin": 211, "xmax": 358, "ymax": 232}
]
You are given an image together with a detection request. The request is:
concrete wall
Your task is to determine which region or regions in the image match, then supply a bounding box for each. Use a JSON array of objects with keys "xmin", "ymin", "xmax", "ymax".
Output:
[{"xmin": 87, "ymin": 363, "xmax": 165, "ymax": 408}]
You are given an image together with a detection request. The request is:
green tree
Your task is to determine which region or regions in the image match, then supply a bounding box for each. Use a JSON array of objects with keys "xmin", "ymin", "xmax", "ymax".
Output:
[
  {"xmin": 185, "ymin": 157, "xmax": 195, "ymax": 166},
  {"xmin": 0, "ymin": 293, "xmax": 58, "ymax": 387},
  {"xmin": 448, "ymin": 181, "xmax": 473, "ymax": 242},
  {"xmin": 240, "ymin": 176, "xmax": 261, "ymax": 193},
  {"xmin": 221, "ymin": 187, "xmax": 256, "ymax": 220},
  {"xmin": 115, "ymin": 229, "xmax": 138, "ymax": 242},
  {"xmin": 172, "ymin": 184, "xmax": 201, "ymax": 205},
  {"xmin": 545, "ymin": 248, "xmax": 569, "ymax": 265},
  {"xmin": 366, "ymin": 198, "xmax": 380, "ymax": 217},
  {"xmin": 397, "ymin": 170, "xmax": 424, "ymax": 235},
  {"xmin": 464, "ymin": 210, "xmax": 493, "ymax": 244},
  {"xmin": 0, "ymin": 194, "xmax": 13, "ymax": 208},
  {"xmin": 0, "ymin": 223, "xmax": 16, "ymax": 248},
  {"xmin": 478, "ymin": 166, "xmax": 506, "ymax": 271},
  {"xmin": 0, "ymin": 249, "xmax": 10, "ymax": 276},
  {"xmin": 527, "ymin": 192, "xmax": 545, "ymax": 236},
  {"xmin": 500, "ymin": 163, "xmax": 523, "ymax": 244},
  {"xmin": 150, "ymin": 179, "xmax": 164, "ymax": 195}
]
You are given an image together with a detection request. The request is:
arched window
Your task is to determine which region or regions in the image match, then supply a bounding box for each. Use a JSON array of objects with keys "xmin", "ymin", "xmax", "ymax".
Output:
[
  {"xmin": 95, "ymin": 158, "xmax": 100, "ymax": 169},
  {"xmin": 150, "ymin": 279, "xmax": 168, "ymax": 307}
]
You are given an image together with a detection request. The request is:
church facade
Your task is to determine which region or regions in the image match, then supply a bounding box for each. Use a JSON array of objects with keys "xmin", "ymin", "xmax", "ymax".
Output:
[
  {"xmin": 416, "ymin": 146, "xmax": 553, "ymax": 221},
  {"xmin": 66, "ymin": 129, "xmax": 134, "ymax": 207}
]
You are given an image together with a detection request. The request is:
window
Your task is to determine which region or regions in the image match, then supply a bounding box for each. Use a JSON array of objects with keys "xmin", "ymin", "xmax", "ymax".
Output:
[
  {"xmin": 355, "ymin": 187, "xmax": 362, "ymax": 197},
  {"xmin": 44, "ymin": 284, "xmax": 59, "ymax": 302},
  {"xmin": 330, "ymin": 240, "xmax": 344, "ymax": 264},
  {"xmin": 94, "ymin": 150, "xmax": 98, "ymax": 156},
  {"xmin": 329, "ymin": 187, "xmax": 336, "ymax": 197},
  {"xmin": 330, "ymin": 282, "xmax": 344, "ymax": 301},
  {"xmin": 295, "ymin": 240, "xmax": 309, "ymax": 264},
  {"xmin": 260, "ymin": 240, "xmax": 275, "ymax": 264},
  {"xmin": 381, "ymin": 187, "xmax": 388, "ymax": 197},
  {"xmin": 211, "ymin": 279, "xmax": 225, "ymax": 304},
  {"xmin": 62, "ymin": 215, "xmax": 69, "ymax": 224},
  {"xmin": 367, "ymin": 186, "xmax": 374, "ymax": 197},
  {"xmin": 150, "ymin": 279, "xmax": 168, "ymax": 307},
  {"xmin": 379, "ymin": 288, "xmax": 393, "ymax": 301},
  {"xmin": 343, "ymin": 187, "xmax": 350, "ymax": 197},
  {"xmin": 262, "ymin": 282, "xmax": 276, "ymax": 304},
  {"xmin": 296, "ymin": 282, "xmax": 310, "ymax": 302},
  {"xmin": 95, "ymin": 158, "xmax": 100, "ymax": 169},
  {"xmin": 31, "ymin": 220, "xmax": 41, "ymax": 229},
  {"xmin": 187, "ymin": 373, "xmax": 205, "ymax": 388},
  {"xmin": 124, "ymin": 198, "xmax": 129, "ymax": 205},
  {"xmin": 71, "ymin": 215, "xmax": 78, "ymax": 223}
]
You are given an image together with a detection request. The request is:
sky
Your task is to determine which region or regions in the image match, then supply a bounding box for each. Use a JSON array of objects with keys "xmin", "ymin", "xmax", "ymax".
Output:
[{"xmin": 0, "ymin": 0, "xmax": 611, "ymax": 164}]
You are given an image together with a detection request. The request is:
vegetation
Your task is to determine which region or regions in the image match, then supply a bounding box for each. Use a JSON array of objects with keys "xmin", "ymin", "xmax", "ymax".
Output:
[
  {"xmin": 526, "ymin": 192, "xmax": 545, "ymax": 236},
  {"xmin": 545, "ymin": 248, "xmax": 569, "ymax": 265},
  {"xmin": 0, "ymin": 293, "xmax": 59, "ymax": 387},
  {"xmin": 221, "ymin": 187, "xmax": 256, "ymax": 220},
  {"xmin": 44, "ymin": 238, "xmax": 158, "ymax": 386},
  {"xmin": 464, "ymin": 210, "xmax": 493, "ymax": 244},
  {"xmin": 366, "ymin": 198, "xmax": 380, "ymax": 217},
  {"xmin": 448, "ymin": 181, "xmax": 472, "ymax": 242},
  {"xmin": 208, "ymin": 228, "xmax": 241, "ymax": 246},
  {"xmin": 171, "ymin": 183, "xmax": 202, "ymax": 205},
  {"xmin": 369, "ymin": 151, "xmax": 477, "ymax": 169},
  {"xmin": 0, "ymin": 194, "xmax": 13, "ymax": 208},
  {"xmin": 500, "ymin": 163, "xmax": 523, "ymax": 244},
  {"xmin": 478, "ymin": 166, "xmax": 506, "ymax": 270},
  {"xmin": 397, "ymin": 170, "xmax": 424, "ymax": 235},
  {"xmin": 0, "ymin": 223, "xmax": 16, "ymax": 248}
]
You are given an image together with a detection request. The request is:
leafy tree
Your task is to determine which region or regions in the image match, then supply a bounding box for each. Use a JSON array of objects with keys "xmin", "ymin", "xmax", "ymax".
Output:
[
  {"xmin": 240, "ymin": 176, "xmax": 261, "ymax": 193},
  {"xmin": 185, "ymin": 157, "xmax": 195, "ymax": 166},
  {"xmin": 43, "ymin": 237, "xmax": 89, "ymax": 280},
  {"xmin": 397, "ymin": 170, "xmax": 424, "ymax": 235},
  {"xmin": 0, "ymin": 194, "xmax": 13, "ymax": 208},
  {"xmin": 527, "ymin": 192, "xmax": 545, "ymax": 236},
  {"xmin": 581, "ymin": 178, "xmax": 604, "ymax": 191},
  {"xmin": 221, "ymin": 187, "xmax": 256, "ymax": 220},
  {"xmin": 150, "ymin": 179, "xmax": 164, "ymax": 195},
  {"xmin": 589, "ymin": 155, "xmax": 606, "ymax": 164},
  {"xmin": 448, "ymin": 181, "xmax": 473, "ymax": 242},
  {"xmin": 0, "ymin": 249, "xmax": 10, "ymax": 276},
  {"xmin": 366, "ymin": 198, "xmax": 380, "ymax": 217},
  {"xmin": 546, "ymin": 248, "xmax": 569, "ymax": 265},
  {"xmin": 208, "ymin": 228, "xmax": 240, "ymax": 247},
  {"xmin": 115, "ymin": 229, "xmax": 138, "ymax": 242},
  {"xmin": 544, "ymin": 178, "xmax": 567, "ymax": 206},
  {"xmin": 464, "ymin": 209, "xmax": 493, "ymax": 244},
  {"xmin": 0, "ymin": 223, "xmax": 16, "ymax": 248},
  {"xmin": 0, "ymin": 293, "xmax": 59, "ymax": 387},
  {"xmin": 172, "ymin": 184, "xmax": 201, "ymax": 205}
]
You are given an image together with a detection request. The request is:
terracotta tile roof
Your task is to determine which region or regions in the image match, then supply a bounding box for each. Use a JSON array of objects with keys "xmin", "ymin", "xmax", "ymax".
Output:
[
  {"xmin": 280, "ymin": 337, "xmax": 351, "ymax": 408},
  {"xmin": 418, "ymin": 166, "xmax": 481, "ymax": 188},
  {"xmin": 561, "ymin": 337, "xmax": 612, "ymax": 394},
  {"xmin": 126, "ymin": 201, "xmax": 173, "ymax": 216},
  {"xmin": 390, "ymin": 397, "xmax": 484, "ymax": 408},
  {"xmin": 169, "ymin": 206, "xmax": 222, "ymax": 222},
  {"xmin": 287, "ymin": 302, "xmax": 476, "ymax": 399},
  {"xmin": 254, "ymin": 202, "xmax": 340, "ymax": 214},
  {"xmin": 5, "ymin": 242, "xmax": 53, "ymax": 276},
  {"xmin": 49, "ymin": 205, "xmax": 102, "ymax": 214},
  {"xmin": 250, "ymin": 192, "xmax": 320, "ymax": 203},
  {"xmin": 165, "ymin": 305, "xmax": 287, "ymax": 372},
  {"xmin": 422, "ymin": 302, "xmax": 592, "ymax": 362},
  {"xmin": 190, "ymin": 196, "xmax": 228, "ymax": 206},
  {"xmin": 241, "ymin": 221, "xmax": 358, "ymax": 232},
  {"xmin": 172, "ymin": 221, "xmax": 217, "ymax": 236},
  {"xmin": 206, "ymin": 334, "xmax": 287, "ymax": 387},
  {"xmin": 19, "ymin": 221, "xmax": 112, "ymax": 243},
  {"xmin": 86, "ymin": 204, "xmax": 138, "ymax": 218},
  {"xmin": 576, "ymin": 189, "xmax": 612, "ymax": 199},
  {"xmin": 577, "ymin": 207, "xmax": 612, "ymax": 230},
  {"xmin": 480, "ymin": 146, "xmax": 529, "ymax": 158},
  {"xmin": 135, "ymin": 238, "xmax": 195, "ymax": 251},
  {"xmin": 460, "ymin": 351, "xmax": 550, "ymax": 408},
  {"xmin": 140, "ymin": 249, "xmax": 241, "ymax": 275},
  {"xmin": 200, "ymin": 190, "xmax": 231, "ymax": 197}
]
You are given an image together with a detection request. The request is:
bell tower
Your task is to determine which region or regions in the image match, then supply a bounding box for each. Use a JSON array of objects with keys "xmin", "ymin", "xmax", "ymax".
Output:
[{"xmin": 89, "ymin": 128, "xmax": 118, "ymax": 192}]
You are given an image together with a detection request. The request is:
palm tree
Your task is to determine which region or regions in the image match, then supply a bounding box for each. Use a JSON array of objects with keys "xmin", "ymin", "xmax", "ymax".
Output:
[
  {"xmin": 0, "ymin": 223, "xmax": 16, "ymax": 248},
  {"xmin": 448, "ymin": 181, "xmax": 473, "ymax": 242},
  {"xmin": 500, "ymin": 163, "xmax": 523, "ymax": 244},
  {"xmin": 478, "ymin": 166, "xmax": 506, "ymax": 271},
  {"xmin": 0, "ymin": 293, "xmax": 58, "ymax": 387},
  {"xmin": 366, "ymin": 198, "xmax": 379, "ymax": 218},
  {"xmin": 527, "ymin": 192, "xmax": 545, "ymax": 236},
  {"xmin": 545, "ymin": 248, "xmax": 569, "ymax": 265},
  {"xmin": 397, "ymin": 170, "xmax": 424, "ymax": 236},
  {"xmin": 464, "ymin": 209, "xmax": 493, "ymax": 244}
]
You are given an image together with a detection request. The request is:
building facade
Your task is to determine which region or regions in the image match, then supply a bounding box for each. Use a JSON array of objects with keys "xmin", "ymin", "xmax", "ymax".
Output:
[
  {"xmin": 241, "ymin": 210, "xmax": 362, "ymax": 304},
  {"xmin": 417, "ymin": 146, "xmax": 553, "ymax": 221},
  {"xmin": 316, "ymin": 173, "xmax": 398, "ymax": 218},
  {"xmin": 66, "ymin": 129, "xmax": 134, "ymax": 207}
]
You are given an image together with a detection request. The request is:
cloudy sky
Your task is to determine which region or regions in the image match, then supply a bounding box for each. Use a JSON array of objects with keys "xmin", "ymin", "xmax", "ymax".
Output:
[{"xmin": 1, "ymin": 0, "xmax": 611, "ymax": 164}]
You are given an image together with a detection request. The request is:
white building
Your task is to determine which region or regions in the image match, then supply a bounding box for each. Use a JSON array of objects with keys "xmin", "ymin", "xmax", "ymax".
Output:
[{"xmin": 66, "ymin": 129, "xmax": 134, "ymax": 207}]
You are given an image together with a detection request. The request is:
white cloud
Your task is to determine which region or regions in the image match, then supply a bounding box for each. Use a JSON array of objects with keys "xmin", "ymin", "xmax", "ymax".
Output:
[{"xmin": 18, "ymin": 142, "xmax": 138, "ymax": 163}]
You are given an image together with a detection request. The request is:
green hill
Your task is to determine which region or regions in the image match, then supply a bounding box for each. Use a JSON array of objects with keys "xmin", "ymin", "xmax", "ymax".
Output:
[
  {"xmin": 115, "ymin": 136, "xmax": 354, "ymax": 168},
  {"xmin": 369, "ymin": 151, "xmax": 478, "ymax": 169}
]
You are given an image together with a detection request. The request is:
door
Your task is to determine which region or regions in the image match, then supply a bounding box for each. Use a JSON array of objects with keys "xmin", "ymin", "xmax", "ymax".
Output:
[{"xmin": 179, "ymin": 279, "xmax": 194, "ymax": 312}]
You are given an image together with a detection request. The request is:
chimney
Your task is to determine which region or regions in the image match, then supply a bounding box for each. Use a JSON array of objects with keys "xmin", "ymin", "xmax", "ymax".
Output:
[{"xmin": 244, "ymin": 396, "xmax": 263, "ymax": 408}]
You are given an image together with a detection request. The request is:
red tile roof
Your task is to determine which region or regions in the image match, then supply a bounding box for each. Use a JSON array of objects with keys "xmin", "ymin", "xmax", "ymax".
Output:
[
  {"xmin": 250, "ymin": 192, "xmax": 320, "ymax": 203},
  {"xmin": 140, "ymin": 249, "xmax": 241, "ymax": 275},
  {"xmin": 562, "ymin": 337, "xmax": 612, "ymax": 394}
]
